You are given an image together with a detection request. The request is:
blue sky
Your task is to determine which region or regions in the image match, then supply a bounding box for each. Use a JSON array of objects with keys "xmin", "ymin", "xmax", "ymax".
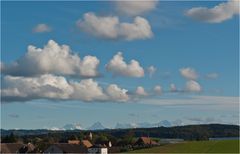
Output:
[{"xmin": 1, "ymin": 1, "xmax": 239, "ymax": 129}]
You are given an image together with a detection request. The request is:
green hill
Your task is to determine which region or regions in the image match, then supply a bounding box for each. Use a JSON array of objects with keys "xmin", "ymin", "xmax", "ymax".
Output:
[{"xmin": 130, "ymin": 140, "xmax": 239, "ymax": 153}]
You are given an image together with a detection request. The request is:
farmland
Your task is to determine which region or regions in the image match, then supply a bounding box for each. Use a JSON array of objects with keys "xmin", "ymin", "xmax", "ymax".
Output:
[{"xmin": 130, "ymin": 140, "xmax": 239, "ymax": 153}]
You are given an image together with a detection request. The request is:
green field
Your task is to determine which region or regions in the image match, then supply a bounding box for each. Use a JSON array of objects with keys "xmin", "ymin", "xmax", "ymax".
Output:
[{"xmin": 130, "ymin": 140, "xmax": 239, "ymax": 153}]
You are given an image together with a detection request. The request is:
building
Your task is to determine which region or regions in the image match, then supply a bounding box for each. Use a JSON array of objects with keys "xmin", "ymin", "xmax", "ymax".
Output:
[
  {"xmin": 68, "ymin": 140, "xmax": 80, "ymax": 144},
  {"xmin": 44, "ymin": 143, "xmax": 87, "ymax": 153},
  {"xmin": 134, "ymin": 137, "xmax": 158, "ymax": 146},
  {"xmin": 1, "ymin": 143, "xmax": 35, "ymax": 153},
  {"xmin": 88, "ymin": 145, "xmax": 108, "ymax": 154},
  {"xmin": 81, "ymin": 140, "xmax": 93, "ymax": 148},
  {"xmin": 88, "ymin": 132, "xmax": 93, "ymax": 140}
]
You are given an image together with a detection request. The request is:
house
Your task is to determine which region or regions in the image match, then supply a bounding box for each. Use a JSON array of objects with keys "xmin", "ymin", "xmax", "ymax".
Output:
[
  {"xmin": 1, "ymin": 143, "xmax": 24, "ymax": 153},
  {"xmin": 68, "ymin": 140, "xmax": 80, "ymax": 144},
  {"xmin": 81, "ymin": 139, "xmax": 93, "ymax": 148},
  {"xmin": 88, "ymin": 145, "xmax": 108, "ymax": 154},
  {"xmin": 95, "ymin": 140, "xmax": 112, "ymax": 148},
  {"xmin": 1, "ymin": 143, "xmax": 35, "ymax": 153},
  {"xmin": 134, "ymin": 137, "xmax": 158, "ymax": 146},
  {"xmin": 44, "ymin": 143, "xmax": 87, "ymax": 153}
]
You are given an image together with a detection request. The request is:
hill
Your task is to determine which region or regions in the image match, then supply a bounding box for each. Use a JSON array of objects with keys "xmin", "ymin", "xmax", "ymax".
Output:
[
  {"xmin": 1, "ymin": 124, "xmax": 239, "ymax": 141},
  {"xmin": 130, "ymin": 140, "xmax": 239, "ymax": 153}
]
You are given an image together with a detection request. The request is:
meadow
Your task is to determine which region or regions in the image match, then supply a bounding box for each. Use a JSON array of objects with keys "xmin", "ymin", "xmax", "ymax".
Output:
[{"xmin": 130, "ymin": 140, "xmax": 239, "ymax": 153}]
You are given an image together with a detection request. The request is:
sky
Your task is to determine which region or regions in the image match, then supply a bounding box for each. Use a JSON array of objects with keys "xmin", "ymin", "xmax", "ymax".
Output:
[{"xmin": 1, "ymin": 0, "xmax": 239, "ymax": 129}]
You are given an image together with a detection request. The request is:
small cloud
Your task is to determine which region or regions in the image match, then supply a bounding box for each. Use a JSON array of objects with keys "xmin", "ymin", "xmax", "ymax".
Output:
[
  {"xmin": 153, "ymin": 85, "xmax": 162, "ymax": 94},
  {"xmin": 106, "ymin": 52, "xmax": 144, "ymax": 77},
  {"xmin": 114, "ymin": 0, "xmax": 158, "ymax": 16},
  {"xmin": 33, "ymin": 23, "xmax": 51, "ymax": 33},
  {"xmin": 185, "ymin": 0, "xmax": 239, "ymax": 23},
  {"xmin": 179, "ymin": 67, "xmax": 198, "ymax": 80},
  {"xmin": 147, "ymin": 65, "xmax": 157, "ymax": 78},
  {"xmin": 205, "ymin": 73, "xmax": 219, "ymax": 79},
  {"xmin": 185, "ymin": 80, "xmax": 201, "ymax": 92},
  {"xmin": 136, "ymin": 86, "xmax": 148, "ymax": 96},
  {"xmin": 8, "ymin": 114, "xmax": 19, "ymax": 118}
]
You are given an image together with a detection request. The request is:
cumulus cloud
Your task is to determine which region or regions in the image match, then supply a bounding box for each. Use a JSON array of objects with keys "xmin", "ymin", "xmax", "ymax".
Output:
[
  {"xmin": 147, "ymin": 65, "xmax": 157, "ymax": 78},
  {"xmin": 179, "ymin": 67, "xmax": 198, "ymax": 80},
  {"xmin": 106, "ymin": 84, "xmax": 129, "ymax": 102},
  {"xmin": 77, "ymin": 12, "xmax": 153, "ymax": 41},
  {"xmin": 1, "ymin": 74, "xmax": 131, "ymax": 102},
  {"xmin": 205, "ymin": 73, "xmax": 219, "ymax": 79},
  {"xmin": 106, "ymin": 52, "xmax": 144, "ymax": 77},
  {"xmin": 115, "ymin": 0, "xmax": 158, "ymax": 16},
  {"xmin": 185, "ymin": 0, "xmax": 239, "ymax": 23},
  {"xmin": 185, "ymin": 80, "xmax": 201, "ymax": 92},
  {"xmin": 33, "ymin": 24, "xmax": 51, "ymax": 33},
  {"xmin": 154, "ymin": 85, "xmax": 162, "ymax": 94},
  {"xmin": 135, "ymin": 86, "xmax": 148, "ymax": 96},
  {"xmin": 1, "ymin": 40, "xmax": 100, "ymax": 77}
]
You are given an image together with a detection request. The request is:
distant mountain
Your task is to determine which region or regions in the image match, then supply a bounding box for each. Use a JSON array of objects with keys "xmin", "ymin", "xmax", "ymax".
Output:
[
  {"xmin": 157, "ymin": 120, "xmax": 172, "ymax": 127},
  {"xmin": 88, "ymin": 122, "xmax": 106, "ymax": 130},
  {"xmin": 62, "ymin": 123, "xmax": 83, "ymax": 130},
  {"xmin": 115, "ymin": 123, "xmax": 138, "ymax": 129},
  {"xmin": 115, "ymin": 120, "xmax": 172, "ymax": 129}
]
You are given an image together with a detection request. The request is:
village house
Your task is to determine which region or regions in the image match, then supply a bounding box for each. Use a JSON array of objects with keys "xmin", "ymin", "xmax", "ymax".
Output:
[
  {"xmin": 1, "ymin": 143, "xmax": 35, "ymax": 153},
  {"xmin": 68, "ymin": 139, "xmax": 80, "ymax": 144},
  {"xmin": 134, "ymin": 137, "xmax": 158, "ymax": 146},
  {"xmin": 88, "ymin": 145, "xmax": 108, "ymax": 154},
  {"xmin": 81, "ymin": 139, "xmax": 93, "ymax": 148}
]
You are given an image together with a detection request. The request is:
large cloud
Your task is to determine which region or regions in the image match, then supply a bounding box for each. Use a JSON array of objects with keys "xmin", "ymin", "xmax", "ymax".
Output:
[
  {"xmin": 1, "ymin": 40, "xmax": 100, "ymax": 77},
  {"xmin": 185, "ymin": 0, "xmax": 239, "ymax": 23},
  {"xmin": 106, "ymin": 52, "xmax": 144, "ymax": 77},
  {"xmin": 185, "ymin": 80, "xmax": 201, "ymax": 92},
  {"xmin": 115, "ymin": 0, "xmax": 158, "ymax": 16},
  {"xmin": 77, "ymin": 12, "xmax": 153, "ymax": 41},
  {"xmin": 1, "ymin": 74, "xmax": 130, "ymax": 102},
  {"xmin": 179, "ymin": 67, "xmax": 198, "ymax": 80}
]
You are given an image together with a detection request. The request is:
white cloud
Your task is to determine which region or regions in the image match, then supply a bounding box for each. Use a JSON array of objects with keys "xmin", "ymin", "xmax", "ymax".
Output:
[
  {"xmin": 170, "ymin": 83, "xmax": 177, "ymax": 92},
  {"xmin": 147, "ymin": 65, "xmax": 157, "ymax": 78},
  {"xmin": 185, "ymin": 0, "xmax": 239, "ymax": 23},
  {"xmin": 106, "ymin": 52, "xmax": 144, "ymax": 77},
  {"xmin": 106, "ymin": 84, "xmax": 129, "ymax": 102},
  {"xmin": 77, "ymin": 12, "xmax": 153, "ymax": 41},
  {"xmin": 154, "ymin": 85, "xmax": 162, "ymax": 94},
  {"xmin": 1, "ymin": 74, "xmax": 131, "ymax": 102},
  {"xmin": 205, "ymin": 73, "xmax": 219, "ymax": 79},
  {"xmin": 69, "ymin": 79, "xmax": 107, "ymax": 101},
  {"xmin": 33, "ymin": 24, "xmax": 51, "ymax": 33},
  {"xmin": 185, "ymin": 80, "xmax": 201, "ymax": 92},
  {"xmin": 115, "ymin": 0, "xmax": 158, "ymax": 16},
  {"xmin": 136, "ymin": 86, "xmax": 148, "ymax": 96},
  {"xmin": 179, "ymin": 67, "xmax": 198, "ymax": 80},
  {"xmin": 2, "ymin": 40, "xmax": 100, "ymax": 77}
]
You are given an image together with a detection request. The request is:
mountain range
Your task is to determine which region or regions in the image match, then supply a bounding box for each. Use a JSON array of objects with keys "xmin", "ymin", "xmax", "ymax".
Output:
[{"xmin": 49, "ymin": 120, "xmax": 176, "ymax": 130}]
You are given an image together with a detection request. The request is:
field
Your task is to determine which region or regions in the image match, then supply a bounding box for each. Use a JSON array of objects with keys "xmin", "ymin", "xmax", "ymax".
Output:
[{"xmin": 130, "ymin": 140, "xmax": 239, "ymax": 153}]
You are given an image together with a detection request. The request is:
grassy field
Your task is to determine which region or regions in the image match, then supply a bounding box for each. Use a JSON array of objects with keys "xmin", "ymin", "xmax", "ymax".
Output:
[{"xmin": 130, "ymin": 140, "xmax": 239, "ymax": 153}]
